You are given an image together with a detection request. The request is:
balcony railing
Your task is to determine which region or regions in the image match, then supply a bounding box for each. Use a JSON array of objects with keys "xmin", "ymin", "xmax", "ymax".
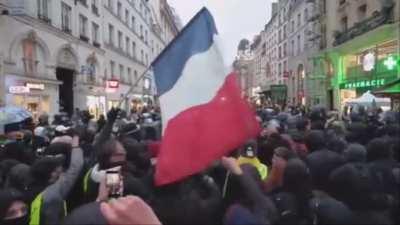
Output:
[
  {"xmin": 80, "ymin": 35, "xmax": 89, "ymax": 43},
  {"xmin": 93, "ymin": 41, "xmax": 101, "ymax": 48},
  {"xmin": 345, "ymin": 58, "xmax": 398, "ymax": 80},
  {"xmin": 333, "ymin": 6, "xmax": 395, "ymax": 46},
  {"xmin": 62, "ymin": 26, "xmax": 72, "ymax": 34},
  {"xmin": 38, "ymin": 14, "xmax": 51, "ymax": 24}
]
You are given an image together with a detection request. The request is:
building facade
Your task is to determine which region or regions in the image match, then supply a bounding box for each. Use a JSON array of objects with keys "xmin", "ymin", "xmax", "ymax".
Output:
[
  {"xmin": 0, "ymin": 0, "xmax": 179, "ymax": 120},
  {"xmin": 312, "ymin": 0, "xmax": 399, "ymax": 110},
  {"xmin": 287, "ymin": 0, "xmax": 322, "ymax": 106}
]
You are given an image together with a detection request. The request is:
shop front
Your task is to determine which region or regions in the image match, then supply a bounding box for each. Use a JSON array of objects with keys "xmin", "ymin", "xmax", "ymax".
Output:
[
  {"xmin": 73, "ymin": 83, "xmax": 107, "ymax": 119},
  {"xmin": 336, "ymin": 52, "xmax": 399, "ymax": 109},
  {"xmin": 4, "ymin": 74, "xmax": 60, "ymax": 121},
  {"xmin": 326, "ymin": 32, "xmax": 399, "ymax": 110}
]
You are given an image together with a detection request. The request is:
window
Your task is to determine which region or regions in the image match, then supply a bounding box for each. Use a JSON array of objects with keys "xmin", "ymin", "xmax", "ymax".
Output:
[
  {"xmin": 297, "ymin": 13, "xmax": 301, "ymax": 26},
  {"xmin": 125, "ymin": 9, "xmax": 129, "ymax": 23},
  {"xmin": 134, "ymin": 70, "xmax": 138, "ymax": 82},
  {"xmin": 79, "ymin": 15, "xmax": 88, "ymax": 37},
  {"xmin": 279, "ymin": 46, "xmax": 282, "ymax": 58},
  {"xmin": 291, "ymin": 20, "xmax": 295, "ymax": 32},
  {"xmin": 92, "ymin": 22, "xmax": 99, "ymax": 43},
  {"xmin": 128, "ymin": 68, "xmax": 132, "ymax": 83},
  {"xmin": 131, "ymin": 16, "xmax": 136, "ymax": 31},
  {"xmin": 304, "ymin": 30, "xmax": 308, "ymax": 48},
  {"xmin": 117, "ymin": 1, "xmax": 122, "ymax": 17},
  {"xmin": 278, "ymin": 63, "xmax": 282, "ymax": 77},
  {"xmin": 283, "ymin": 61, "xmax": 287, "ymax": 74},
  {"xmin": 283, "ymin": 42, "xmax": 287, "ymax": 57},
  {"xmin": 297, "ymin": 35, "xmax": 301, "ymax": 54},
  {"xmin": 358, "ymin": 4, "xmax": 367, "ymax": 21},
  {"xmin": 141, "ymin": 50, "xmax": 144, "ymax": 62},
  {"xmin": 109, "ymin": 24, "xmax": 114, "ymax": 45},
  {"xmin": 79, "ymin": 0, "xmax": 88, "ymax": 6},
  {"xmin": 279, "ymin": 30, "xmax": 282, "ymax": 42},
  {"xmin": 108, "ymin": 0, "xmax": 113, "ymax": 11},
  {"xmin": 118, "ymin": 31, "xmax": 123, "ymax": 49},
  {"xmin": 283, "ymin": 25, "xmax": 287, "ymax": 38},
  {"xmin": 341, "ymin": 16, "xmax": 348, "ymax": 31},
  {"xmin": 145, "ymin": 53, "xmax": 148, "ymax": 65},
  {"xmin": 304, "ymin": 8, "xmax": 308, "ymax": 23},
  {"xmin": 110, "ymin": 61, "xmax": 115, "ymax": 77},
  {"xmin": 132, "ymin": 42, "xmax": 136, "ymax": 57},
  {"xmin": 145, "ymin": 30, "xmax": 148, "ymax": 43},
  {"xmin": 61, "ymin": 2, "xmax": 72, "ymax": 33},
  {"xmin": 119, "ymin": 64, "xmax": 124, "ymax": 81},
  {"xmin": 37, "ymin": 0, "xmax": 49, "ymax": 18},
  {"xmin": 126, "ymin": 37, "xmax": 130, "ymax": 54},
  {"xmin": 151, "ymin": 40, "xmax": 154, "ymax": 53},
  {"xmin": 291, "ymin": 40, "xmax": 295, "ymax": 56},
  {"xmin": 92, "ymin": 0, "xmax": 99, "ymax": 15},
  {"xmin": 140, "ymin": 25, "xmax": 143, "ymax": 38}
]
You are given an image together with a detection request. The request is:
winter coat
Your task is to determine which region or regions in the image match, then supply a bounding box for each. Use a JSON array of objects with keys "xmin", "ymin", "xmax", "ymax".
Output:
[{"xmin": 30, "ymin": 147, "xmax": 83, "ymax": 225}]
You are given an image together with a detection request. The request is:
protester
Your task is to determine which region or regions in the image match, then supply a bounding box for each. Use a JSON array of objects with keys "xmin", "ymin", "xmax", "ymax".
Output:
[
  {"xmin": 0, "ymin": 103, "xmax": 399, "ymax": 225},
  {"xmin": 0, "ymin": 188, "xmax": 29, "ymax": 225}
]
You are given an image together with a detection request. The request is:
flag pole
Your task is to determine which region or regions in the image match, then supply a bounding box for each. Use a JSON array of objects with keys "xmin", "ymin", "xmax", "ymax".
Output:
[
  {"xmin": 117, "ymin": 66, "xmax": 153, "ymax": 108},
  {"xmin": 117, "ymin": 7, "xmax": 210, "ymax": 109}
]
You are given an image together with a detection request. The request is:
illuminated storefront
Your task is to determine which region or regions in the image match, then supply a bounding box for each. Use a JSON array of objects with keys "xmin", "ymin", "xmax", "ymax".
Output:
[
  {"xmin": 86, "ymin": 95, "xmax": 106, "ymax": 119},
  {"xmin": 4, "ymin": 74, "xmax": 60, "ymax": 121},
  {"xmin": 335, "ymin": 41, "xmax": 399, "ymax": 109},
  {"xmin": 319, "ymin": 21, "xmax": 400, "ymax": 110}
]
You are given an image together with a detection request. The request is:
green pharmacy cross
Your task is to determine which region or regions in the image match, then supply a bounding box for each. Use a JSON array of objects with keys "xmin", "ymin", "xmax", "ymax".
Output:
[{"xmin": 383, "ymin": 56, "xmax": 396, "ymax": 70}]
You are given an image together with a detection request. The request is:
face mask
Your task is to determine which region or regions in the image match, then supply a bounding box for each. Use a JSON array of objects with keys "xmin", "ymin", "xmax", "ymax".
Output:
[{"xmin": 2, "ymin": 215, "xmax": 29, "ymax": 225}]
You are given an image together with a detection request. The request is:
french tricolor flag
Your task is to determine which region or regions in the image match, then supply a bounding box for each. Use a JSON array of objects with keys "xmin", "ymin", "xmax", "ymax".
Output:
[{"xmin": 153, "ymin": 8, "xmax": 260, "ymax": 186}]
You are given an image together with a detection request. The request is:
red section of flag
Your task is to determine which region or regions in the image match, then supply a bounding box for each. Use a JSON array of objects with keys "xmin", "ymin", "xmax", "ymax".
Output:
[{"xmin": 155, "ymin": 72, "xmax": 261, "ymax": 186}]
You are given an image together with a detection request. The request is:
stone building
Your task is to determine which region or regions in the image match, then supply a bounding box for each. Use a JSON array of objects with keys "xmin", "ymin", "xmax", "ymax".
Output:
[{"xmin": 0, "ymin": 0, "xmax": 179, "ymax": 119}]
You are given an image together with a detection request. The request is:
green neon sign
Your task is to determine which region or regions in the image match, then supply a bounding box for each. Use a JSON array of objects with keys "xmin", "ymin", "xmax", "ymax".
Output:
[
  {"xmin": 384, "ymin": 56, "xmax": 396, "ymax": 70},
  {"xmin": 341, "ymin": 78, "xmax": 386, "ymax": 89}
]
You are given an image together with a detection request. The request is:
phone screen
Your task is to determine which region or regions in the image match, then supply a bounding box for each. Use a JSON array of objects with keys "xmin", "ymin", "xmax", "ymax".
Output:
[
  {"xmin": 106, "ymin": 171, "xmax": 120, "ymax": 186},
  {"xmin": 106, "ymin": 171, "xmax": 122, "ymax": 198}
]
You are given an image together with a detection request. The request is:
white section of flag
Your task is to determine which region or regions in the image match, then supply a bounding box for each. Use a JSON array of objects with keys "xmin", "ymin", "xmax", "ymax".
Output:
[{"xmin": 159, "ymin": 36, "xmax": 227, "ymax": 133}]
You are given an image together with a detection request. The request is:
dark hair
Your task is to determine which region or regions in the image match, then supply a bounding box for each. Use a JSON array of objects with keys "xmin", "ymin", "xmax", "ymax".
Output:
[
  {"xmin": 282, "ymin": 159, "xmax": 313, "ymax": 219},
  {"xmin": 274, "ymin": 147, "xmax": 296, "ymax": 161},
  {"xmin": 258, "ymin": 133, "xmax": 292, "ymax": 166},
  {"xmin": 30, "ymin": 157, "xmax": 63, "ymax": 184},
  {"xmin": 327, "ymin": 138, "xmax": 347, "ymax": 154},
  {"xmin": 305, "ymin": 130, "xmax": 326, "ymax": 152},
  {"xmin": 344, "ymin": 144, "xmax": 367, "ymax": 163},
  {"xmin": 296, "ymin": 117, "xmax": 310, "ymax": 131},
  {"xmin": 44, "ymin": 143, "xmax": 72, "ymax": 169},
  {"xmin": 367, "ymin": 138, "xmax": 392, "ymax": 161},
  {"xmin": 97, "ymin": 139, "xmax": 122, "ymax": 170},
  {"xmin": 120, "ymin": 137, "xmax": 151, "ymax": 175}
]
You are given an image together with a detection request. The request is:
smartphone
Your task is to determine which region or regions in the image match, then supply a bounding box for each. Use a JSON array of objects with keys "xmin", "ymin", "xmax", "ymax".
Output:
[{"xmin": 106, "ymin": 170, "xmax": 122, "ymax": 198}]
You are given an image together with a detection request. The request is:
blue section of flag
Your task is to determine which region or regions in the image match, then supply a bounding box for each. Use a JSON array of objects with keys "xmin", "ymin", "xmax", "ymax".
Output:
[{"xmin": 152, "ymin": 8, "xmax": 218, "ymax": 96}]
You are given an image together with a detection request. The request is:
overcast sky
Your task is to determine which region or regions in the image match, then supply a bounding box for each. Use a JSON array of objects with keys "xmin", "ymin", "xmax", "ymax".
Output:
[{"xmin": 167, "ymin": 0, "xmax": 273, "ymax": 66}]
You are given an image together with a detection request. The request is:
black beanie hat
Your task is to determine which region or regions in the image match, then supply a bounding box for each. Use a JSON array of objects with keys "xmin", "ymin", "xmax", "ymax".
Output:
[
  {"xmin": 30, "ymin": 156, "xmax": 64, "ymax": 183},
  {"xmin": 0, "ymin": 188, "xmax": 25, "ymax": 220}
]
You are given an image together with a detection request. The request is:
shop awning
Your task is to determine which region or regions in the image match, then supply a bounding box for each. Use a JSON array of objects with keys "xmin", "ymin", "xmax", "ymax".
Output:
[{"xmin": 373, "ymin": 78, "xmax": 400, "ymax": 96}]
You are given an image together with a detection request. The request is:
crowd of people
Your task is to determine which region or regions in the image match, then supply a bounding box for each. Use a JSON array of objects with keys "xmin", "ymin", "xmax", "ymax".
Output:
[{"xmin": 0, "ymin": 104, "xmax": 399, "ymax": 225}]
